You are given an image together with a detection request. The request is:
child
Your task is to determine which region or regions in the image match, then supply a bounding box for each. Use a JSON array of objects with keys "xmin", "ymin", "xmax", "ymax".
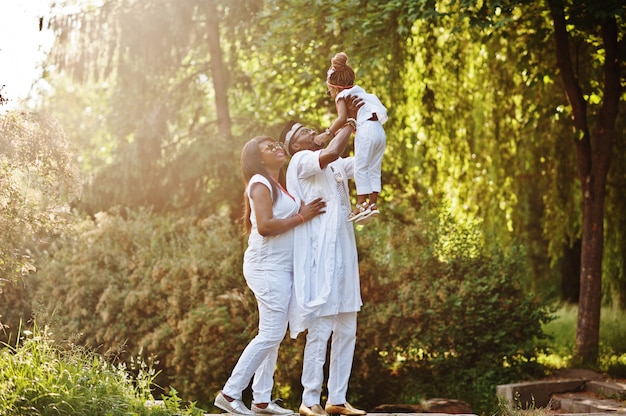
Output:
[{"xmin": 315, "ymin": 52, "xmax": 388, "ymax": 225}]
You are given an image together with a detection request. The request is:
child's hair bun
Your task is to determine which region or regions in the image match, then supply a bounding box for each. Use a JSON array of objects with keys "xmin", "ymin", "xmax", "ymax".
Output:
[
  {"xmin": 327, "ymin": 52, "xmax": 355, "ymax": 87},
  {"xmin": 331, "ymin": 52, "xmax": 349, "ymax": 70}
]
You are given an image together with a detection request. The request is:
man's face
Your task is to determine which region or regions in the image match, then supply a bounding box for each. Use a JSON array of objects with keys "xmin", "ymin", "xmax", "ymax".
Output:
[{"xmin": 291, "ymin": 126, "xmax": 321, "ymax": 153}]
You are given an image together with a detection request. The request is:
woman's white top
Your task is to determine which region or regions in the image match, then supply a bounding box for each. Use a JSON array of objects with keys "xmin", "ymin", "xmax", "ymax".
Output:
[{"xmin": 244, "ymin": 174, "xmax": 299, "ymax": 272}]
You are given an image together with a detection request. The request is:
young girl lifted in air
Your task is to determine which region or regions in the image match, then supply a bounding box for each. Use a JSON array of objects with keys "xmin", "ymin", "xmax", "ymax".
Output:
[{"xmin": 315, "ymin": 52, "xmax": 388, "ymax": 225}]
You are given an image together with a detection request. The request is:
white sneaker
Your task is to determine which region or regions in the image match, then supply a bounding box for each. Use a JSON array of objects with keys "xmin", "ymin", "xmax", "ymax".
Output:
[
  {"xmin": 215, "ymin": 392, "xmax": 255, "ymax": 415},
  {"xmin": 252, "ymin": 399, "xmax": 294, "ymax": 415}
]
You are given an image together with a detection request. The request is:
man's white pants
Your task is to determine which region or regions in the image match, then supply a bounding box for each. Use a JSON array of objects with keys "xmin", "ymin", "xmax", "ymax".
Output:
[
  {"xmin": 302, "ymin": 312, "xmax": 358, "ymax": 406},
  {"xmin": 222, "ymin": 266, "xmax": 291, "ymax": 403}
]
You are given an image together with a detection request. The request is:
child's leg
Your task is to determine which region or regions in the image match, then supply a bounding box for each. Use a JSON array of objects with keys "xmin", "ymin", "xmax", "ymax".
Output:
[
  {"xmin": 352, "ymin": 127, "xmax": 372, "ymax": 218},
  {"xmin": 369, "ymin": 192, "xmax": 379, "ymax": 210}
]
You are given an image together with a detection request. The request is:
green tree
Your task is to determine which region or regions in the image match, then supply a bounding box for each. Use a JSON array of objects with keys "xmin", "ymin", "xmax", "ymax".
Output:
[
  {"xmin": 311, "ymin": 0, "xmax": 625, "ymax": 365},
  {"xmin": 41, "ymin": 0, "xmax": 258, "ymax": 217},
  {"xmin": 36, "ymin": 0, "xmax": 626, "ymax": 367},
  {"xmin": 546, "ymin": 0, "xmax": 624, "ymax": 364},
  {"xmin": 0, "ymin": 109, "xmax": 80, "ymax": 334}
]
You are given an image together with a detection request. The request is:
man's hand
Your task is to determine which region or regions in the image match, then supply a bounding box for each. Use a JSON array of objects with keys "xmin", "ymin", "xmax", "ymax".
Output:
[
  {"xmin": 345, "ymin": 95, "xmax": 364, "ymax": 119},
  {"xmin": 313, "ymin": 132, "xmax": 328, "ymax": 147}
]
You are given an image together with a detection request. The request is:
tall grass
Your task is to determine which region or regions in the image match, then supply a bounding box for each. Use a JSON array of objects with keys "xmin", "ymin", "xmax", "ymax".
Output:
[
  {"xmin": 540, "ymin": 304, "xmax": 626, "ymax": 376},
  {"xmin": 0, "ymin": 324, "xmax": 203, "ymax": 415}
]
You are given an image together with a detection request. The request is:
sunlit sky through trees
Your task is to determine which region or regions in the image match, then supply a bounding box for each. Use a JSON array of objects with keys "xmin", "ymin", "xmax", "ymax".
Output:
[{"xmin": 0, "ymin": 0, "xmax": 53, "ymax": 111}]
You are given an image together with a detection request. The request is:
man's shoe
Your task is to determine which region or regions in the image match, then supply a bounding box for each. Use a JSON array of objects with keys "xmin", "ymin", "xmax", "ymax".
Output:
[
  {"xmin": 215, "ymin": 392, "xmax": 255, "ymax": 415},
  {"xmin": 299, "ymin": 403, "xmax": 328, "ymax": 416},
  {"xmin": 252, "ymin": 399, "xmax": 294, "ymax": 415},
  {"xmin": 325, "ymin": 402, "xmax": 366, "ymax": 416}
]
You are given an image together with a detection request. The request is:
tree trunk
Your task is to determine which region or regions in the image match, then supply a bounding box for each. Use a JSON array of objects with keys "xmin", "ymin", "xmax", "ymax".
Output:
[
  {"xmin": 548, "ymin": 0, "xmax": 621, "ymax": 364},
  {"xmin": 206, "ymin": 0, "xmax": 232, "ymax": 141}
]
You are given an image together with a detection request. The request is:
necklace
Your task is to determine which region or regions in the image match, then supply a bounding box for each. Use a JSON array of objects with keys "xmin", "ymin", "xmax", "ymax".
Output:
[{"xmin": 272, "ymin": 178, "xmax": 295, "ymax": 201}]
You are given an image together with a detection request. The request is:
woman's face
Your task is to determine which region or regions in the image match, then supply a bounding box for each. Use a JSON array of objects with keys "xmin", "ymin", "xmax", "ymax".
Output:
[{"xmin": 259, "ymin": 139, "xmax": 287, "ymax": 167}]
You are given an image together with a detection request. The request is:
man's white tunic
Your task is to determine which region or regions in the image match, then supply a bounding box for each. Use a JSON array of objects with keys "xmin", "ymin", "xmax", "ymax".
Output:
[{"xmin": 286, "ymin": 150, "xmax": 362, "ymax": 338}]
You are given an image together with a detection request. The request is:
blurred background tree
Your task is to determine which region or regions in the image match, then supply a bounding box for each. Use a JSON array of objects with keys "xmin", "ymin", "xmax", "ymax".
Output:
[{"xmin": 0, "ymin": 105, "xmax": 80, "ymax": 330}]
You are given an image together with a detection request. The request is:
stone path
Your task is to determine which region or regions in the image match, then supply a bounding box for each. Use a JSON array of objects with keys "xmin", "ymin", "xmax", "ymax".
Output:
[
  {"xmin": 497, "ymin": 369, "xmax": 626, "ymax": 414},
  {"xmin": 150, "ymin": 368, "xmax": 626, "ymax": 415}
]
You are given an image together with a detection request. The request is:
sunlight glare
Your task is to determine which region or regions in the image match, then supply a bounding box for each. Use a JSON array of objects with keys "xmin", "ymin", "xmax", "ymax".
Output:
[{"xmin": 0, "ymin": 0, "xmax": 54, "ymax": 111}]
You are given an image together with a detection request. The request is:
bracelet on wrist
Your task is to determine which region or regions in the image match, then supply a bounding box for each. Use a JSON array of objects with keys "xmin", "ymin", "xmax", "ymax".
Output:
[
  {"xmin": 297, "ymin": 213, "xmax": 305, "ymax": 224},
  {"xmin": 325, "ymin": 128, "xmax": 335, "ymax": 137},
  {"xmin": 345, "ymin": 118, "xmax": 357, "ymax": 131}
]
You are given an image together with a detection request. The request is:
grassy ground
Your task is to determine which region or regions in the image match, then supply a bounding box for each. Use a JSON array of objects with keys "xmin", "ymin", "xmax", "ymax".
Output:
[
  {"xmin": 495, "ymin": 304, "xmax": 626, "ymax": 416},
  {"xmin": 0, "ymin": 325, "xmax": 204, "ymax": 415},
  {"xmin": 540, "ymin": 303, "xmax": 626, "ymax": 376}
]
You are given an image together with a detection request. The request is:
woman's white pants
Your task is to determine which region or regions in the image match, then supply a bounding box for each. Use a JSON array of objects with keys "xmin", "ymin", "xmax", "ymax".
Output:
[
  {"xmin": 222, "ymin": 265, "xmax": 292, "ymax": 403},
  {"xmin": 301, "ymin": 312, "xmax": 358, "ymax": 406}
]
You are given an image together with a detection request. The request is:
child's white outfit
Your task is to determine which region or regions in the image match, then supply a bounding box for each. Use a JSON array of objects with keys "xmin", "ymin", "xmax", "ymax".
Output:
[{"xmin": 336, "ymin": 85, "xmax": 387, "ymax": 199}]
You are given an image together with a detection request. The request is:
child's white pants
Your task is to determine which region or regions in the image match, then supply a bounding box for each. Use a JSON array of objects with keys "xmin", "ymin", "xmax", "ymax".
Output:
[{"xmin": 354, "ymin": 121, "xmax": 386, "ymax": 196}]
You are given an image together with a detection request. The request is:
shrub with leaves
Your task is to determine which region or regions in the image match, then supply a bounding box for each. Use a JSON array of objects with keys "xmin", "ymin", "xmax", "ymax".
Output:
[
  {"xmin": 25, "ymin": 204, "xmax": 555, "ymax": 413},
  {"xmin": 31, "ymin": 208, "xmax": 253, "ymax": 409},
  {"xmin": 0, "ymin": 324, "xmax": 202, "ymax": 415},
  {"xmin": 351, "ymin": 211, "xmax": 554, "ymax": 414},
  {"xmin": 0, "ymin": 110, "xmax": 80, "ymax": 338}
]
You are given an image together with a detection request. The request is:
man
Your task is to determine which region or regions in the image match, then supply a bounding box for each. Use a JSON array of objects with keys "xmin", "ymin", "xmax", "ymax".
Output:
[{"xmin": 279, "ymin": 110, "xmax": 366, "ymax": 416}]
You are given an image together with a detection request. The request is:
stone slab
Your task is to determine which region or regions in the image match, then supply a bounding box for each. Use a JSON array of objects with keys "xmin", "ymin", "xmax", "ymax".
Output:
[
  {"xmin": 496, "ymin": 379, "xmax": 586, "ymax": 409},
  {"xmin": 205, "ymin": 414, "xmax": 479, "ymax": 416},
  {"xmin": 586, "ymin": 380, "xmax": 626, "ymax": 399},
  {"xmin": 552, "ymin": 413, "xmax": 626, "ymax": 416},
  {"xmin": 553, "ymin": 392, "xmax": 626, "ymax": 413}
]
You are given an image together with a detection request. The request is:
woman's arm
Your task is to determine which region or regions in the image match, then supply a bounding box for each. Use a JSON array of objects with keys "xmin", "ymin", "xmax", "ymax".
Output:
[{"xmin": 250, "ymin": 183, "xmax": 325, "ymax": 236}]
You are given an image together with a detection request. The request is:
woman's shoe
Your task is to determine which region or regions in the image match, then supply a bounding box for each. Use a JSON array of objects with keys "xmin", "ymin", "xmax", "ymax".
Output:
[{"xmin": 215, "ymin": 392, "xmax": 255, "ymax": 415}]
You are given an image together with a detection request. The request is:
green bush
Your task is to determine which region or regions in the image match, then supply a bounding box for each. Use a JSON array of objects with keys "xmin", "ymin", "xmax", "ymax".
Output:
[
  {"xmin": 22, "ymin": 205, "xmax": 555, "ymax": 414},
  {"xmin": 351, "ymin": 211, "xmax": 554, "ymax": 414},
  {"xmin": 0, "ymin": 324, "xmax": 202, "ymax": 415},
  {"xmin": 0, "ymin": 110, "xmax": 80, "ymax": 338},
  {"xmin": 30, "ymin": 208, "xmax": 251, "ymax": 409}
]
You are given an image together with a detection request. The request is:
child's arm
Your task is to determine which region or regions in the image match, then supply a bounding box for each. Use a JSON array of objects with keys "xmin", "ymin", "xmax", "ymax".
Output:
[{"xmin": 314, "ymin": 97, "xmax": 350, "ymax": 146}]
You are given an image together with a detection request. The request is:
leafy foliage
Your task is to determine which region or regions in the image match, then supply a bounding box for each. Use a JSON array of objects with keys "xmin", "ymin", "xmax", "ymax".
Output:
[
  {"xmin": 0, "ymin": 110, "xmax": 80, "ymax": 334},
  {"xmin": 43, "ymin": 0, "xmax": 249, "ymax": 217},
  {"xmin": 0, "ymin": 324, "xmax": 203, "ymax": 415},
  {"xmin": 352, "ymin": 209, "xmax": 553, "ymax": 413},
  {"xmin": 38, "ymin": 0, "xmax": 626, "ymax": 310},
  {"xmin": 29, "ymin": 209, "xmax": 250, "ymax": 408},
  {"xmin": 22, "ymin": 206, "xmax": 554, "ymax": 414}
]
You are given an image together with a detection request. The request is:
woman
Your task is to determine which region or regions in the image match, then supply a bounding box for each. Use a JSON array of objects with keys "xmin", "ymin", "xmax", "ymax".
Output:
[{"xmin": 215, "ymin": 136, "xmax": 326, "ymax": 416}]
